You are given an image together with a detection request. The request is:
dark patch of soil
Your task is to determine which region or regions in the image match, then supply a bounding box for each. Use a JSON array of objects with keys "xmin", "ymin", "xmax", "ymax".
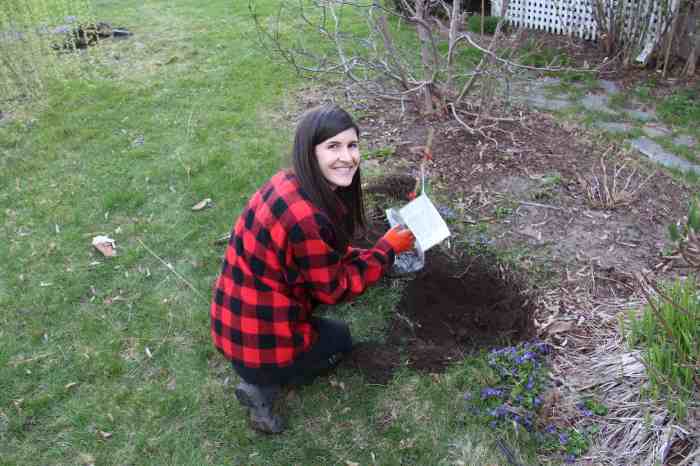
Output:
[
  {"xmin": 343, "ymin": 341, "xmax": 401, "ymax": 385},
  {"xmin": 393, "ymin": 252, "xmax": 534, "ymax": 345},
  {"xmin": 347, "ymin": 225, "xmax": 535, "ymax": 382}
]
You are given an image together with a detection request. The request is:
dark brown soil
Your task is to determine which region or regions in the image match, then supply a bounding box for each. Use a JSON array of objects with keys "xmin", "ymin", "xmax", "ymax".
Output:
[{"xmin": 346, "ymin": 229, "xmax": 535, "ymax": 382}]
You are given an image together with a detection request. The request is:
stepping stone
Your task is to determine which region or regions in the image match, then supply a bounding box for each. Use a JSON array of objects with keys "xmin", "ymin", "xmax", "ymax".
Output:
[
  {"xmin": 599, "ymin": 80, "xmax": 621, "ymax": 94},
  {"xmin": 594, "ymin": 122, "xmax": 633, "ymax": 134},
  {"xmin": 673, "ymin": 134, "xmax": 697, "ymax": 148},
  {"xmin": 538, "ymin": 77, "xmax": 562, "ymax": 87},
  {"xmin": 582, "ymin": 94, "xmax": 616, "ymax": 114},
  {"xmin": 626, "ymin": 109, "xmax": 656, "ymax": 122},
  {"xmin": 527, "ymin": 94, "xmax": 572, "ymax": 111},
  {"xmin": 628, "ymin": 137, "xmax": 700, "ymax": 175},
  {"xmin": 642, "ymin": 124, "xmax": 672, "ymax": 138}
]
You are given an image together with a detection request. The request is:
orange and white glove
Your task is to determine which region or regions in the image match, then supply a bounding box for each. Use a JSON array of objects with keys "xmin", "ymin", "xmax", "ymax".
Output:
[{"xmin": 382, "ymin": 225, "xmax": 415, "ymax": 254}]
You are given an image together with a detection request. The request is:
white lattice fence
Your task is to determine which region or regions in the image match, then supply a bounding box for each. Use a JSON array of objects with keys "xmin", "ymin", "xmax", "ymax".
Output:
[
  {"xmin": 500, "ymin": 0, "xmax": 598, "ymax": 39},
  {"xmin": 492, "ymin": 0, "xmax": 673, "ymax": 41}
]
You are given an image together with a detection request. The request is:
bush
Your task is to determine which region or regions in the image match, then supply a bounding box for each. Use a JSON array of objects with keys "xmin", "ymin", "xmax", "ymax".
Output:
[
  {"xmin": 467, "ymin": 15, "xmax": 501, "ymax": 35},
  {"xmin": 626, "ymin": 277, "xmax": 700, "ymax": 419}
]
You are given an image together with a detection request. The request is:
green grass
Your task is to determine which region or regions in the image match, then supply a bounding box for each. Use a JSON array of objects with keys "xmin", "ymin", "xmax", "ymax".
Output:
[
  {"xmin": 0, "ymin": 1, "xmax": 558, "ymax": 465},
  {"xmin": 625, "ymin": 277, "xmax": 700, "ymax": 420},
  {"xmin": 658, "ymin": 88, "xmax": 700, "ymax": 130}
]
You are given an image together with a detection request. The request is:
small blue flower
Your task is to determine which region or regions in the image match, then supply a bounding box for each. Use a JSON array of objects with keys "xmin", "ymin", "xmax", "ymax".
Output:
[
  {"xmin": 534, "ymin": 342, "xmax": 552, "ymax": 354},
  {"xmin": 576, "ymin": 402, "xmax": 593, "ymax": 417},
  {"xmin": 564, "ymin": 453, "xmax": 576, "ymax": 464},
  {"xmin": 545, "ymin": 424, "xmax": 556, "ymax": 434},
  {"xmin": 559, "ymin": 433, "xmax": 569, "ymax": 445},
  {"xmin": 489, "ymin": 420, "xmax": 498, "ymax": 429},
  {"xmin": 463, "ymin": 392, "xmax": 472, "ymax": 401},
  {"xmin": 533, "ymin": 396, "xmax": 542, "ymax": 407},
  {"xmin": 481, "ymin": 387, "xmax": 502, "ymax": 399},
  {"xmin": 526, "ymin": 377, "xmax": 534, "ymax": 390},
  {"xmin": 515, "ymin": 395, "xmax": 523, "ymax": 403}
]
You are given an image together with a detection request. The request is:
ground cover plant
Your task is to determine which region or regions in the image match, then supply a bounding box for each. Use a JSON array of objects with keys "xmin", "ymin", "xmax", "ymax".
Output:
[{"xmin": 3, "ymin": 0, "xmax": 700, "ymax": 465}]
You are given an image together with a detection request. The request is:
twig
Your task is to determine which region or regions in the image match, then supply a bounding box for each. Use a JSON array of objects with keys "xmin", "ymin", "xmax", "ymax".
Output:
[
  {"xmin": 518, "ymin": 201, "xmax": 565, "ymax": 211},
  {"xmin": 138, "ymin": 239, "xmax": 208, "ymax": 303}
]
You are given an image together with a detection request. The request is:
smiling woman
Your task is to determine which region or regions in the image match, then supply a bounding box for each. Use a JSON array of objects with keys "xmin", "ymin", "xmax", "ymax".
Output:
[{"xmin": 210, "ymin": 104, "xmax": 415, "ymax": 433}]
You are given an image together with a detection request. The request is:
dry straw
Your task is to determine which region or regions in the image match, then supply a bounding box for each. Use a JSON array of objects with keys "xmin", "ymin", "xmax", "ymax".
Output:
[{"xmin": 542, "ymin": 287, "xmax": 699, "ymax": 465}]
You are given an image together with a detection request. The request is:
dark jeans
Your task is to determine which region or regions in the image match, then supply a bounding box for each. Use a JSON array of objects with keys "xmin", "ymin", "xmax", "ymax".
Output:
[{"xmin": 232, "ymin": 317, "xmax": 353, "ymax": 387}]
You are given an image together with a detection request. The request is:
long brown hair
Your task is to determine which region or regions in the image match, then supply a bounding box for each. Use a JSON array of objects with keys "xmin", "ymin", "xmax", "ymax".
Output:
[{"xmin": 291, "ymin": 104, "xmax": 366, "ymax": 252}]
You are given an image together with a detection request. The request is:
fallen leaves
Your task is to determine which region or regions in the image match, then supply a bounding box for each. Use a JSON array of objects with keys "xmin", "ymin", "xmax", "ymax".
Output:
[{"xmin": 191, "ymin": 198, "xmax": 213, "ymax": 211}]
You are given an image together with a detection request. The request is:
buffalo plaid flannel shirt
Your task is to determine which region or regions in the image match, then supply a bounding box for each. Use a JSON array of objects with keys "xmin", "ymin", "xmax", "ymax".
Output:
[{"xmin": 211, "ymin": 171, "xmax": 395, "ymax": 369}]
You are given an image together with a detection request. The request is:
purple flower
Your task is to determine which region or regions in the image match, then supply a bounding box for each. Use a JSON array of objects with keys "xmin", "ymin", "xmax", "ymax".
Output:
[
  {"xmin": 526, "ymin": 377, "xmax": 534, "ymax": 390},
  {"xmin": 489, "ymin": 420, "xmax": 498, "ymax": 428},
  {"xmin": 463, "ymin": 392, "xmax": 472, "ymax": 401},
  {"xmin": 481, "ymin": 387, "xmax": 502, "ymax": 399},
  {"xmin": 490, "ymin": 405, "xmax": 508, "ymax": 418},
  {"xmin": 564, "ymin": 453, "xmax": 576, "ymax": 464},
  {"xmin": 534, "ymin": 342, "xmax": 552, "ymax": 354},
  {"xmin": 576, "ymin": 402, "xmax": 593, "ymax": 417},
  {"xmin": 559, "ymin": 433, "xmax": 569, "ymax": 445},
  {"xmin": 545, "ymin": 424, "xmax": 556, "ymax": 434},
  {"xmin": 533, "ymin": 396, "xmax": 542, "ymax": 407}
]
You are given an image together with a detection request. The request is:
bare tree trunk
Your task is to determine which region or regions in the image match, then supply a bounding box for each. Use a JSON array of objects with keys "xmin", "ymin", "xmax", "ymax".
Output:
[
  {"xmin": 683, "ymin": 3, "xmax": 698, "ymax": 76},
  {"xmin": 663, "ymin": 0, "xmax": 682, "ymax": 78},
  {"xmin": 414, "ymin": 0, "xmax": 437, "ymax": 113}
]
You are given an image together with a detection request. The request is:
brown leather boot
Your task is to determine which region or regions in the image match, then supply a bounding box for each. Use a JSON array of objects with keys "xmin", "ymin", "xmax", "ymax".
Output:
[{"xmin": 234, "ymin": 382, "xmax": 284, "ymax": 434}]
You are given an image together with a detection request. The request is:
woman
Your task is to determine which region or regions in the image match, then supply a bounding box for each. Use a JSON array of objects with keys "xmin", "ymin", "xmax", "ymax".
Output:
[{"xmin": 210, "ymin": 104, "xmax": 414, "ymax": 434}]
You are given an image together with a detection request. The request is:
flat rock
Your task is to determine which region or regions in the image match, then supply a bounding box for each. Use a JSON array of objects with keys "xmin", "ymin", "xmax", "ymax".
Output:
[
  {"xmin": 642, "ymin": 124, "xmax": 672, "ymax": 138},
  {"xmin": 594, "ymin": 122, "xmax": 633, "ymax": 134},
  {"xmin": 673, "ymin": 134, "xmax": 697, "ymax": 147},
  {"xmin": 598, "ymin": 80, "xmax": 621, "ymax": 94},
  {"xmin": 582, "ymin": 94, "xmax": 616, "ymax": 114},
  {"xmin": 625, "ymin": 108, "xmax": 656, "ymax": 122},
  {"xmin": 527, "ymin": 94, "xmax": 572, "ymax": 111},
  {"xmin": 628, "ymin": 137, "xmax": 700, "ymax": 175}
]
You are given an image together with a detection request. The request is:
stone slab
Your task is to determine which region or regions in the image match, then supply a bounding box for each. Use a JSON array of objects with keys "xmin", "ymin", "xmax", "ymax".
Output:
[
  {"xmin": 594, "ymin": 122, "xmax": 633, "ymax": 134},
  {"xmin": 673, "ymin": 134, "xmax": 698, "ymax": 148},
  {"xmin": 527, "ymin": 94, "xmax": 573, "ymax": 111},
  {"xmin": 598, "ymin": 80, "xmax": 621, "ymax": 94},
  {"xmin": 626, "ymin": 109, "xmax": 657, "ymax": 122},
  {"xmin": 642, "ymin": 124, "xmax": 672, "ymax": 138},
  {"xmin": 629, "ymin": 137, "xmax": 700, "ymax": 175},
  {"xmin": 581, "ymin": 94, "xmax": 616, "ymax": 114}
]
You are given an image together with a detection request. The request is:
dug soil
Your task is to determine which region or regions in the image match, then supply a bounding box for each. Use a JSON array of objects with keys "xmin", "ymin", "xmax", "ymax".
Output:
[{"xmin": 346, "ymin": 225, "xmax": 536, "ymax": 384}]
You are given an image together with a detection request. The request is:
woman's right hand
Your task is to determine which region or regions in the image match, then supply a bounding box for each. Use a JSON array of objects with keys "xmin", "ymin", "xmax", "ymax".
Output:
[{"xmin": 382, "ymin": 225, "xmax": 415, "ymax": 254}]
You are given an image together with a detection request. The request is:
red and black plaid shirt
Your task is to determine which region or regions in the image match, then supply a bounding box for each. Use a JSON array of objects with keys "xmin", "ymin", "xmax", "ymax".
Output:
[{"xmin": 211, "ymin": 171, "xmax": 395, "ymax": 369}]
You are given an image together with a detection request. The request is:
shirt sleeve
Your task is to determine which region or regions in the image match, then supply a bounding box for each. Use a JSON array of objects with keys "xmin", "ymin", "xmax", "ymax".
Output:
[{"xmin": 290, "ymin": 213, "xmax": 395, "ymax": 305}]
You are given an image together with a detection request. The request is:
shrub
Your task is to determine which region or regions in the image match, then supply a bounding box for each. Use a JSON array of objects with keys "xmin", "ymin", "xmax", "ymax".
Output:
[{"xmin": 467, "ymin": 15, "xmax": 501, "ymax": 34}]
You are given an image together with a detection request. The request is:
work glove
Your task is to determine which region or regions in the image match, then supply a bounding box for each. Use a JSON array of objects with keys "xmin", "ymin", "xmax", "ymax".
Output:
[{"xmin": 382, "ymin": 225, "xmax": 415, "ymax": 254}]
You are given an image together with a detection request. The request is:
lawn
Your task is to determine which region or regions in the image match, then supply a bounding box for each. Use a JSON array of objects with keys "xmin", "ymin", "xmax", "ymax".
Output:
[
  {"xmin": 4, "ymin": 0, "xmax": 698, "ymax": 464},
  {"xmin": 0, "ymin": 1, "xmax": 525, "ymax": 464}
]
